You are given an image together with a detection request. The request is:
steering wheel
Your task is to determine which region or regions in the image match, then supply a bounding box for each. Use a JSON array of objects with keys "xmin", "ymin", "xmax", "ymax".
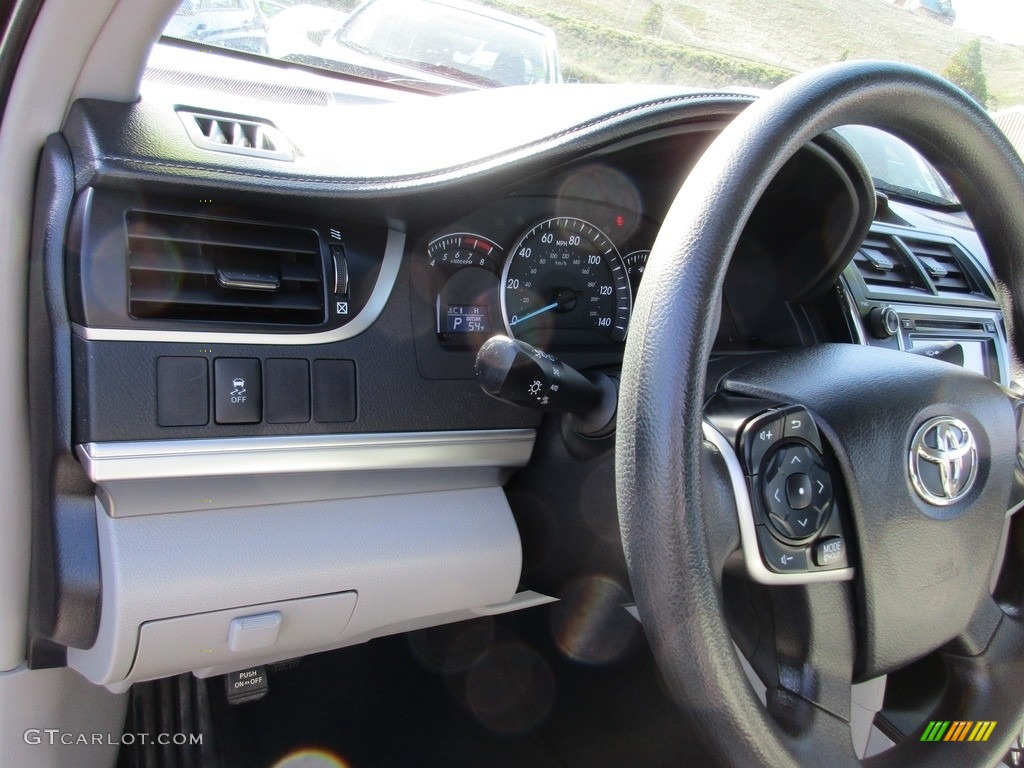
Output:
[{"xmin": 616, "ymin": 61, "xmax": 1024, "ymax": 767}]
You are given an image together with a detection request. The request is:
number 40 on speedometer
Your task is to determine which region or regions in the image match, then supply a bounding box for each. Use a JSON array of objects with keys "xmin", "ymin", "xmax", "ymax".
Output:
[{"xmin": 499, "ymin": 217, "xmax": 632, "ymax": 344}]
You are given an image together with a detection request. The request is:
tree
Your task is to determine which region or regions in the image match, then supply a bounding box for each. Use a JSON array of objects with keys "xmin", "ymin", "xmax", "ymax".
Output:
[
  {"xmin": 944, "ymin": 39, "xmax": 988, "ymax": 107},
  {"xmin": 641, "ymin": 2, "xmax": 664, "ymax": 37}
]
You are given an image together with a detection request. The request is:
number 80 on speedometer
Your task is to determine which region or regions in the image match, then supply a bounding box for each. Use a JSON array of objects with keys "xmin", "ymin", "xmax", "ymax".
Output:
[{"xmin": 499, "ymin": 217, "xmax": 632, "ymax": 345}]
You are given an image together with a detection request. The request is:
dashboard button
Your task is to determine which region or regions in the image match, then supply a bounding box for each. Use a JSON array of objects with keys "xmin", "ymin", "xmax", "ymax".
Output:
[
  {"xmin": 157, "ymin": 356, "xmax": 209, "ymax": 427},
  {"xmin": 265, "ymin": 358, "xmax": 310, "ymax": 424},
  {"xmin": 214, "ymin": 358, "xmax": 262, "ymax": 425},
  {"xmin": 313, "ymin": 359, "xmax": 356, "ymax": 423}
]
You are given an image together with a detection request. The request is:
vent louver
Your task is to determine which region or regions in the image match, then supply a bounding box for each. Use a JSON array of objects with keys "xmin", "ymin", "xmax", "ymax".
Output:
[
  {"xmin": 178, "ymin": 109, "xmax": 294, "ymax": 161},
  {"xmin": 127, "ymin": 212, "xmax": 325, "ymax": 326},
  {"xmin": 851, "ymin": 231, "xmax": 994, "ymax": 301},
  {"xmin": 901, "ymin": 238, "xmax": 980, "ymax": 297},
  {"xmin": 852, "ymin": 234, "xmax": 923, "ymax": 293}
]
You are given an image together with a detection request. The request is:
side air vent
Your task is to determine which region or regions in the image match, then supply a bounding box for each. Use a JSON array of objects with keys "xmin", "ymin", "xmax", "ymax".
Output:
[
  {"xmin": 852, "ymin": 234, "xmax": 924, "ymax": 294},
  {"xmin": 127, "ymin": 212, "xmax": 325, "ymax": 326},
  {"xmin": 901, "ymin": 238, "xmax": 987, "ymax": 298},
  {"xmin": 177, "ymin": 109, "xmax": 294, "ymax": 161}
]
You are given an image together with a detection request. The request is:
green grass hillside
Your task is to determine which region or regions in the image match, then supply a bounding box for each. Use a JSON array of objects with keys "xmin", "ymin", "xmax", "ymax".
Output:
[{"xmin": 482, "ymin": 0, "xmax": 1024, "ymax": 107}]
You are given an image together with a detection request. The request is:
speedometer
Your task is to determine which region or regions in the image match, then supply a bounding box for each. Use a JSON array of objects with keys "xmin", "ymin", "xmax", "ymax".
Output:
[{"xmin": 500, "ymin": 217, "xmax": 632, "ymax": 345}]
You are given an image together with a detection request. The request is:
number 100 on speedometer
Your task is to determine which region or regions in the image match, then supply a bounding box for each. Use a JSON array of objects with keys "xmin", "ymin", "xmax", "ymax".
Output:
[{"xmin": 499, "ymin": 217, "xmax": 632, "ymax": 345}]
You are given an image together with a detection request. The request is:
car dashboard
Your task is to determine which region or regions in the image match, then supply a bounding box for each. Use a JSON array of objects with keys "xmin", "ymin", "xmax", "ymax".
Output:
[{"xmin": 27, "ymin": 44, "xmax": 1011, "ymax": 698}]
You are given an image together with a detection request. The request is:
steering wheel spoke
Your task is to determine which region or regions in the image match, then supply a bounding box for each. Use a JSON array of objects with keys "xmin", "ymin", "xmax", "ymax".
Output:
[{"xmin": 726, "ymin": 577, "xmax": 856, "ymax": 732}]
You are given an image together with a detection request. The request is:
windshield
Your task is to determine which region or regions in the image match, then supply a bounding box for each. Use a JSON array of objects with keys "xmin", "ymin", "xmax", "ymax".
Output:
[
  {"xmin": 333, "ymin": 0, "xmax": 553, "ymax": 86},
  {"xmin": 835, "ymin": 124, "xmax": 959, "ymax": 207},
  {"xmin": 159, "ymin": 0, "xmax": 1024, "ymax": 126}
]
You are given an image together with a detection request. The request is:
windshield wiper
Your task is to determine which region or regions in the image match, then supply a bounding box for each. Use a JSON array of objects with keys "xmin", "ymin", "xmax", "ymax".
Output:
[
  {"xmin": 873, "ymin": 179, "xmax": 963, "ymax": 211},
  {"xmin": 281, "ymin": 51, "xmax": 469, "ymax": 95}
]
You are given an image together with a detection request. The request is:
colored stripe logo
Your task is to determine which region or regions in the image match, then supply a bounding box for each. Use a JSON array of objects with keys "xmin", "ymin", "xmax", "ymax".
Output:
[{"xmin": 921, "ymin": 721, "xmax": 997, "ymax": 742}]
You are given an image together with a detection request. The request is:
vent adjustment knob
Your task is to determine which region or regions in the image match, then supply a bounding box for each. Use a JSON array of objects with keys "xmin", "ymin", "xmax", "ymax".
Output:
[{"xmin": 330, "ymin": 244, "xmax": 350, "ymax": 296}]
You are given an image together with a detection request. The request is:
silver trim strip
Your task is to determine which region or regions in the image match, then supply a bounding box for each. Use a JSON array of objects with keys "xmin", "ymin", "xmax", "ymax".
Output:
[
  {"xmin": 702, "ymin": 421, "xmax": 855, "ymax": 585},
  {"xmin": 72, "ymin": 228, "xmax": 406, "ymax": 345},
  {"xmin": 78, "ymin": 429, "xmax": 536, "ymax": 482}
]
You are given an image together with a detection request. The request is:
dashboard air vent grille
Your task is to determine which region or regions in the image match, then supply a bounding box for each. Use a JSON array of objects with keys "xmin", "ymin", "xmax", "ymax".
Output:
[
  {"xmin": 177, "ymin": 109, "xmax": 294, "ymax": 161},
  {"xmin": 901, "ymin": 238, "xmax": 982, "ymax": 297},
  {"xmin": 127, "ymin": 212, "xmax": 325, "ymax": 326},
  {"xmin": 852, "ymin": 234, "xmax": 923, "ymax": 293}
]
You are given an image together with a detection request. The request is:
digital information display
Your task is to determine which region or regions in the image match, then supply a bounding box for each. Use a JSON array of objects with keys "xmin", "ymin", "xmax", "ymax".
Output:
[{"xmin": 446, "ymin": 305, "xmax": 490, "ymax": 334}]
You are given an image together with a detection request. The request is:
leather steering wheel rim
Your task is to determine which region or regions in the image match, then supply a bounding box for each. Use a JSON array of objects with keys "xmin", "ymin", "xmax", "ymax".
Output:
[{"xmin": 616, "ymin": 60, "xmax": 1024, "ymax": 767}]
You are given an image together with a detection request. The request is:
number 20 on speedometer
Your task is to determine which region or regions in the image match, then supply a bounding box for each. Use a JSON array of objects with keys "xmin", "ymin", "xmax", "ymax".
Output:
[{"xmin": 500, "ymin": 217, "xmax": 632, "ymax": 344}]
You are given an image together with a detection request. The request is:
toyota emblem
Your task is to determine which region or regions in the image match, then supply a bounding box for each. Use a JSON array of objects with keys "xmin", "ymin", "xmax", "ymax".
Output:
[{"xmin": 909, "ymin": 417, "xmax": 978, "ymax": 506}]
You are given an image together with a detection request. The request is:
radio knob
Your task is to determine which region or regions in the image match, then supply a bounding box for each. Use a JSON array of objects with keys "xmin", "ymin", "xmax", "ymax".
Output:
[{"xmin": 868, "ymin": 306, "xmax": 900, "ymax": 339}]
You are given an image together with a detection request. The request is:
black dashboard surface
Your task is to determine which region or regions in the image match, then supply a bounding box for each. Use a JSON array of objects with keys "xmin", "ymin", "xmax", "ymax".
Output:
[{"xmin": 59, "ymin": 77, "xmax": 902, "ymax": 444}]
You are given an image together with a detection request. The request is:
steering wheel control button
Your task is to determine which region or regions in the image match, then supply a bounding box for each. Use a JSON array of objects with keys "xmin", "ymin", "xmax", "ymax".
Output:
[
  {"xmin": 756, "ymin": 526, "xmax": 809, "ymax": 573},
  {"xmin": 809, "ymin": 464, "xmax": 833, "ymax": 512},
  {"xmin": 742, "ymin": 410, "xmax": 786, "ymax": 474},
  {"xmin": 781, "ymin": 407, "xmax": 823, "ymax": 450},
  {"xmin": 760, "ymin": 443, "xmax": 833, "ymax": 541},
  {"xmin": 789, "ymin": 511, "xmax": 820, "ymax": 539},
  {"xmin": 785, "ymin": 473, "xmax": 813, "ymax": 510},
  {"xmin": 214, "ymin": 358, "xmax": 262, "ymax": 424},
  {"xmin": 813, "ymin": 537, "xmax": 848, "ymax": 569}
]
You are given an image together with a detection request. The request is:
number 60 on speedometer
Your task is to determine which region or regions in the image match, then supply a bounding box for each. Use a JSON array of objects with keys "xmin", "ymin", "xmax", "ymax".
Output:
[{"xmin": 499, "ymin": 217, "xmax": 633, "ymax": 345}]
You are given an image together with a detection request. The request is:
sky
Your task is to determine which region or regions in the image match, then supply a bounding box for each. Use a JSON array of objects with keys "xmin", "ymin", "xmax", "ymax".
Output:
[{"xmin": 953, "ymin": 0, "xmax": 1024, "ymax": 46}]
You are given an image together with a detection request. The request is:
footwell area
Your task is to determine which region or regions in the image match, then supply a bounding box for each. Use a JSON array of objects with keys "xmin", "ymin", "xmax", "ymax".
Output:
[{"xmin": 122, "ymin": 605, "xmax": 719, "ymax": 768}]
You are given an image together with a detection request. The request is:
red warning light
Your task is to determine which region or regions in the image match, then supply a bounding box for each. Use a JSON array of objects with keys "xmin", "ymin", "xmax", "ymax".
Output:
[{"xmin": 615, "ymin": 215, "xmax": 625, "ymax": 228}]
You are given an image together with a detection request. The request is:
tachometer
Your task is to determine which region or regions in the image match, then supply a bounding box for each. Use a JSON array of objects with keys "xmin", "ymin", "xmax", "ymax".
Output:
[
  {"xmin": 426, "ymin": 233, "xmax": 503, "ymax": 341},
  {"xmin": 500, "ymin": 217, "xmax": 631, "ymax": 345}
]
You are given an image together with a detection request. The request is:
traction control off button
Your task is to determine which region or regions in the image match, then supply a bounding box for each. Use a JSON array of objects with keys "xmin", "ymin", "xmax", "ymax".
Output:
[{"xmin": 215, "ymin": 358, "xmax": 262, "ymax": 424}]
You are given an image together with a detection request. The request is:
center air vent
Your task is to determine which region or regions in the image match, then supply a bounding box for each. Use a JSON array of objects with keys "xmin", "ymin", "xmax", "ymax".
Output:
[
  {"xmin": 851, "ymin": 230, "xmax": 994, "ymax": 302},
  {"xmin": 901, "ymin": 238, "xmax": 979, "ymax": 296},
  {"xmin": 127, "ymin": 212, "xmax": 325, "ymax": 326},
  {"xmin": 852, "ymin": 233, "xmax": 924, "ymax": 293}
]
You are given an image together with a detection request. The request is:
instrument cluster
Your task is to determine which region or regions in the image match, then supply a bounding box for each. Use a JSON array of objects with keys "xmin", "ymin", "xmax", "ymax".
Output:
[{"xmin": 419, "ymin": 193, "xmax": 657, "ymax": 352}]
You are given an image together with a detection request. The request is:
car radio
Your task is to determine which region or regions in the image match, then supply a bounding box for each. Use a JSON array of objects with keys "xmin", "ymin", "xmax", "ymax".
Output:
[{"xmin": 854, "ymin": 302, "xmax": 1009, "ymax": 385}]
